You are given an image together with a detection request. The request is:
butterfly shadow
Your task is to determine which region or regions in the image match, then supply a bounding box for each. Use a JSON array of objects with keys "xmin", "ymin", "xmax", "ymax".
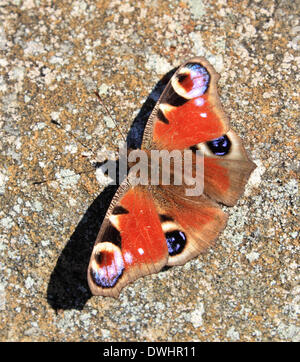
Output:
[{"xmin": 46, "ymin": 67, "xmax": 178, "ymax": 310}]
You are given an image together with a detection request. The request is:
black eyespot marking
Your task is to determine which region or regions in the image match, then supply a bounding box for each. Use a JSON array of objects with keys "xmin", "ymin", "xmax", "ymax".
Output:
[
  {"xmin": 112, "ymin": 206, "xmax": 129, "ymax": 215},
  {"xmin": 101, "ymin": 223, "xmax": 121, "ymax": 248},
  {"xmin": 157, "ymin": 108, "xmax": 169, "ymax": 124},
  {"xmin": 177, "ymin": 73, "xmax": 188, "ymax": 83},
  {"xmin": 189, "ymin": 145, "xmax": 199, "ymax": 153},
  {"xmin": 161, "ymin": 88, "xmax": 188, "ymax": 107},
  {"xmin": 207, "ymin": 135, "xmax": 231, "ymax": 156},
  {"xmin": 95, "ymin": 252, "xmax": 104, "ymax": 265},
  {"xmin": 159, "ymin": 214, "xmax": 174, "ymax": 222},
  {"xmin": 165, "ymin": 230, "xmax": 187, "ymax": 256}
]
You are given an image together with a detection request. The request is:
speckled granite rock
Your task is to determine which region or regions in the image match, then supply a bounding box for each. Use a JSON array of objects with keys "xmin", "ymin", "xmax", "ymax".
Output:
[{"xmin": 0, "ymin": 0, "xmax": 299, "ymax": 341}]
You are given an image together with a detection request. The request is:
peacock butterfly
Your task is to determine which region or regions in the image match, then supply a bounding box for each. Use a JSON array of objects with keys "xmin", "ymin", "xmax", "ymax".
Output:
[{"xmin": 87, "ymin": 57, "xmax": 256, "ymax": 298}]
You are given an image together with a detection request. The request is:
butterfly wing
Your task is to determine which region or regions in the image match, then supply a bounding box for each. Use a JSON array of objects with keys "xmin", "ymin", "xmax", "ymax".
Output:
[
  {"xmin": 142, "ymin": 57, "xmax": 255, "ymax": 205},
  {"xmin": 151, "ymin": 185, "xmax": 228, "ymax": 267},
  {"xmin": 88, "ymin": 181, "xmax": 228, "ymax": 296},
  {"xmin": 88, "ymin": 57, "xmax": 255, "ymax": 297},
  {"xmin": 198, "ymin": 130, "xmax": 256, "ymax": 206},
  {"xmin": 142, "ymin": 57, "xmax": 230, "ymax": 151},
  {"xmin": 88, "ymin": 181, "xmax": 168, "ymax": 297}
]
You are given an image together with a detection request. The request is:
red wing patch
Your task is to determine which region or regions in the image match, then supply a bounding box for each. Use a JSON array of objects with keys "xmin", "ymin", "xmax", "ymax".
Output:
[
  {"xmin": 115, "ymin": 188, "xmax": 168, "ymax": 266},
  {"xmin": 143, "ymin": 58, "xmax": 230, "ymax": 151},
  {"xmin": 153, "ymin": 94, "xmax": 226, "ymax": 149},
  {"xmin": 88, "ymin": 186, "xmax": 168, "ymax": 297},
  {"xmin": 204, "ymin": 157, "xmax": 230, "ymax": 195}
]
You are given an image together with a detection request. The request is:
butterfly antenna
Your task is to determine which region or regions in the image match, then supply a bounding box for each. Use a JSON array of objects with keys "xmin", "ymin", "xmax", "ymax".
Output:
[
  {"xmin": 50, "ymin": 118, "xmax": 97, "ymax": 155},
  {"xmin": 94, "ymin": 91, "xmax": 127, "ymax": 143}
]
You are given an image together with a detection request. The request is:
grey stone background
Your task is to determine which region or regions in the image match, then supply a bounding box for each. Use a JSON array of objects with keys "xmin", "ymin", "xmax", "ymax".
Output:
[{"xmin": 0, "ymin": 0, "xmax": 299, "ymax": 341}]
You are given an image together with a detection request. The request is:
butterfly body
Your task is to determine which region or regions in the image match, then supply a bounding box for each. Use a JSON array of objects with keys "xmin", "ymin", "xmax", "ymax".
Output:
[{"xmin": 88, "ymin": 57, "xmax": 256, "ymax": 298}]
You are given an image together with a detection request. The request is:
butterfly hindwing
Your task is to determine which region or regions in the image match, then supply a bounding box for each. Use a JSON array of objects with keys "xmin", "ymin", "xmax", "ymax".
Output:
[
  {"xmin": 151, "ymin": 186, "xmax": 228, "ymax": 267},
  {"xmin": 196, "ymin": 130, "xmax": 256, "ymax": 206}
]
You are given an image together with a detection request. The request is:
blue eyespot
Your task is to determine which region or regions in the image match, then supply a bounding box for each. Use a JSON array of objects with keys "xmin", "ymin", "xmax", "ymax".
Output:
[
  {"xmin": 207, "ymin": 135, "xmax": 231, "ymax": 156},
  {"xmin": 182, "ymin": 63, "xmax": 210, "ymax": 97},
  {"xmin": 166, "ymin": 230, "xmax": 186, "ymax": 256},
  {"xmin": 91, "ymin": 248, "xmax": 124, "ymax": 288}
]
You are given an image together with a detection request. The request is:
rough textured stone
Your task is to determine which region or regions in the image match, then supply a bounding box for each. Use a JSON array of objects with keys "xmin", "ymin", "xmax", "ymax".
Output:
[{"xmin": 0, "ymin": 0, "xmax": 299, "ymax": 341}]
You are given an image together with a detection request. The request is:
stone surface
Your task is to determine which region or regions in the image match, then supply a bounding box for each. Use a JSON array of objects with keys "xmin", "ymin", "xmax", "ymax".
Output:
[{"xmin": 0, "ymin": 0, "xmax": 299, "ymax": 341}]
